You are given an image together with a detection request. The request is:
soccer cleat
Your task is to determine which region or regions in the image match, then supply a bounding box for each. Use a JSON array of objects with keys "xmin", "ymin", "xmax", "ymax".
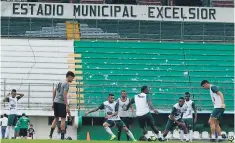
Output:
[
  {"xmin": 133, "ymin": 139, "xmax": 137, "ymax": 142},
  {"xmin": 49, "ymin": 135, "xmax": 52, "ymax": 140},
  {"xmin": 110, "ymin": 135, "xmax": 116, "ymax": 141},
  {"xmin": 217, "ymin": 136, "xmax": 223, "ymax": 142}
]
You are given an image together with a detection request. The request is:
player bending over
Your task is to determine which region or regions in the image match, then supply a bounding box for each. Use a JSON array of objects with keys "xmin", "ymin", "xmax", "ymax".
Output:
[
  {"xmin": 160, "ymin": 97, "xmax": 189, "ymax": 142},
  {"xmin": 85, "ymin": 93, "xmax": 137, "ymax": 141},
  {"xmin": 201, "ymin": 80, "xmax": 225, "ymax": 141},
  {"xmin": 126, "ymin": 86, "xmax": 162, "ymax": 139},
  {"xmin": 2, "ymin": 89, "xmax": 24, "ymax": 139},
  {"xmin": 18, "ymin": 113, "xmax": 30, "ymax": 139},
  {"xmin": 49, "ymin": 71, "xmax": 75, "ymax": 140},
  {"xmin": 182, "ymin": 92, "xmax": 197, "ymax": 142}
]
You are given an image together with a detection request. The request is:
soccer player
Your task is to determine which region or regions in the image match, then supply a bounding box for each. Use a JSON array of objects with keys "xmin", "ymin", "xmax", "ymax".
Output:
[
  {"xmin": 85, "ymin": 93, "xmax": 136, "ymax": 141},
  {"xmin": 116, "ymin": 90, "xmax": 134, "ymax": 141},
  {"xmin": 160, "ymin": 97, "xmax": 189, "ymax": 142},
  {"xmin": 201, "ymin": 80, "xmax": 225, "ymax": 141},
  {"xmin": 49, "ymin": 71, "xmax": 75, "ymax": 140},
  {"xmin": 126, "ymin": 86, "xmax": 161, "ymax": 139},
  {"xmin": 2, "ymin": 89, "xmax": 24, "ymax": 139},
  {"xmin": 27, "ymin": 124, "xmax": 35, "ymax": 139},
  {"xmin": 18, "ymin": 113, "xmax": 30, "ymax": 139},
  {"xmin": 182, "ymin": 92, "xmax": 197, "ymax": 142}
]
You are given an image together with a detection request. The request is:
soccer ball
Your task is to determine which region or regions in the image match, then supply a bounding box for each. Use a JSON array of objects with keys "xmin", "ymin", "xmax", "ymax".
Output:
[{"xmin": 228, "ymin": 136, "xmax": 235, "ymax": 143}]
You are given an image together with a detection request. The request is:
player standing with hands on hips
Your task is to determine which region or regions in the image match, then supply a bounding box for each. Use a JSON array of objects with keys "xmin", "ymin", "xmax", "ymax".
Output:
[
  {"xmin": 49, "ymin": 71, "xmax": 75, "ymax": 140},
  {"xmin": 201, "ymin": 80, "xmax": 225, "ymax": 142}
]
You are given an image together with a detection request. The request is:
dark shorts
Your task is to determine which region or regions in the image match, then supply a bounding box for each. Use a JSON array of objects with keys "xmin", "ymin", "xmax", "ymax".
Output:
[
  {"xmin": 182, "ymin": 118, "xmax": 194, "ymax": 130},
  {"xmin": 8, "ymin": 114, "xmax": 17, "ymax": 126},
  {"xmin": 137, "ymin": 112, "xmax": 155, "ymax": 128},
  {"xmin": 54, "ymin": 102, "xmax": 66, "ymax": 118},
  {"xmin": 211, "ymin": 108, "xmax": 225, "ymax": 119},
  {"xmin": 19, "ymin": 128, "xmax": 27, "ymax": 137},
  {"xmin": 105, "ymin": 120, "xmax": 126, "ymax": 128},
  {"xmin": 120, "ymin": 117, "xmax": 131, "ymax": 127},
  {"xmin": 165, "ymin": 119, "xmax": 184, "ymax": 131}
]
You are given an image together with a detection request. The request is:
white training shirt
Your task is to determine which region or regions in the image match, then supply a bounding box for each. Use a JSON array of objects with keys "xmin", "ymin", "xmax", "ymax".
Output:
[
  {"xmin": 169, "ymin": 103, "xmax": 187, "ymax": 120},
  {"xmin": 7, "ymin": 97, "xmax": 19, "ymax": 115},
  {"xmin": 134, "ymin": 93, "xmax": 150, "ymax": 116},
  {"xmin": 183, "ymin": 100, "xmax": 194, "ymax": 119},
  {"xmin": 117, "ymin": 97, "xmax": 131, "ymax": 117},
  {"xmin": 100, "ymin": 101, "xmax": 121, "ymax": 121},
  {"xmin": 0, "ymin": 117, "xmax": 8, "ymax": 126},
  {"xmin": 210, "ymin": 85, "xmax": 222, "ymax": 108}
]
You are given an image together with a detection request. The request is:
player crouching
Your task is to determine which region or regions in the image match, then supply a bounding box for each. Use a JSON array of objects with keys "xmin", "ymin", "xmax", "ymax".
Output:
[{"xmin": 160, "ymin": 97, "xmax": 189, "ymax": 142}]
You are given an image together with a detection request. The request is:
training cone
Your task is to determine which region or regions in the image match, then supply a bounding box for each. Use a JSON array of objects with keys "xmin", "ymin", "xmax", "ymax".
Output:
[{"xmin": 86, "ymin": 132, "xmax": 91, "ymax": 141}]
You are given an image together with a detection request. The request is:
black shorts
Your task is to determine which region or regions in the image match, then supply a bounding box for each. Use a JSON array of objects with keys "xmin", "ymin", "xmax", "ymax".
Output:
[
  {"xmin": 19, "ymin": 128, "xmax": 27, "ymax": 137},
  {"xmin": 54, "ymin": 102, "xmax": 66, "ymax": 118}
]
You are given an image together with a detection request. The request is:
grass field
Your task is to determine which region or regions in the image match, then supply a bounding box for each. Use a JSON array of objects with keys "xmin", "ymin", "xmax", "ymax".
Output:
[{"xmin": 1, "ymin": 139, "xmax": 230, "ymax": 143}]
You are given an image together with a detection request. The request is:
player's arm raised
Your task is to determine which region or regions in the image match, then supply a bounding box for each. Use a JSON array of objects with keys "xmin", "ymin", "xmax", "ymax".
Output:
[
  {"xmin": 192, "ymin": 102, "xmax": 197, "ymax": 123},
  {"xmin": 2, "ymin": 93, "xmax": 10, "ymax": 102},
  {"xmin": 147, "ymin": 95, "xmax": 158, "ymax": 114},
  {"xmin": 16, "ymin": 92, "xmax": 24, "ymax": 100},
  {"xmin": 85, "ymin": 103, "xmax": 104, "ymax": 116}
]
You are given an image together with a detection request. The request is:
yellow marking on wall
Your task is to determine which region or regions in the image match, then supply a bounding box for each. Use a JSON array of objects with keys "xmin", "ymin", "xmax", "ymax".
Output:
[
  {"xmin": 69, "ymin": 87, "xmax": 84, "ymax": 93},
  {"xmin": 67, "ymin": 59, "xmax": 82, "ymax": 64},
  {"xmin": 66, "ymin": 21, "xmax": 80, "ymax": 40},
  {"xmin": 68, "ymin": 53, "xmax": 81, "ymax": 58},
  {"xmin": 68, "ymin": 65, "xmax": 82, "ymax": 69}
]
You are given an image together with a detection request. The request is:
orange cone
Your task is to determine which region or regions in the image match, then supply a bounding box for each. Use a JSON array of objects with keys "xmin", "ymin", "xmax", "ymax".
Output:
[{"xmin": 86, "ymin": 132, "xmax": 91, "ymax": 141}]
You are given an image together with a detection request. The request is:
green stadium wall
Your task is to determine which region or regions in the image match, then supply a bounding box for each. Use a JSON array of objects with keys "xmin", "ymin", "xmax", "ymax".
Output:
[{"xmin": 74, "ymin": 41, "xmax": 234, "ymax": 140}]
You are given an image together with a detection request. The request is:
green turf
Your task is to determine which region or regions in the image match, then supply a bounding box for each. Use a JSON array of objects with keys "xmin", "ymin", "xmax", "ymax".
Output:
[{"xmin": 1, "ymin": 139, "xmax": 227, "ymax": 143}]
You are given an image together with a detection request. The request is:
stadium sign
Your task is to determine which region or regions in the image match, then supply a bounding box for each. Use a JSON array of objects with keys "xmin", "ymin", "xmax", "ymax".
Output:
[{"xmin": 1, "ymin": 2, "xmax": 234, "ymax": 23}]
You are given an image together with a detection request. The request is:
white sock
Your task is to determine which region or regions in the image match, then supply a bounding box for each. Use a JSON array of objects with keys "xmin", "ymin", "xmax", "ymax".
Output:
[
  {"xmin": 185, "ymin": 133, "xmax": 189, "ymax": 141},
  {"xmin": 104, "ymin": 126, "xmax": 114, "ymax": 136},
  {"xmin": 126, "ymin": 130, "xmax": 135, "ymax": 140},
  {"xmin": 8, "ymin": 127, "xmax": 12, "ymax": 139},
  {"xmin": 180, "ymin": 130, "xmax": 184, "ymax": 140},
  {"xmin": 211, "ymin": 134, "xmax": 216, "ymax": 139},
  {"xmin": 189, "ymin": 130, "xmax": 193, "ymax": 141},
  {"xmin": 11, "ymin": 126, "xmax": 15, "ymax": 138}
]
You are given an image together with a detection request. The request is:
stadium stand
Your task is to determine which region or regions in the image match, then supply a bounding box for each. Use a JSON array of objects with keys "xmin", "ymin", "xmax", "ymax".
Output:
[
  {"xmin": 1, "ymin": 18, "xmax": 234, "ymax": 42},
  {"xmin": 1, "ymin": 39, "xmax": 80, "ymax": 110},
  {"xmin": 74, "ymin": 41, "xmax": 234, "ymax": 112}
]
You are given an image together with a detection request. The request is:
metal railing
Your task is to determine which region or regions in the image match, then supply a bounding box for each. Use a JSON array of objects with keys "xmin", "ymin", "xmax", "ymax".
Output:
[{"xmin": 1, "ymin": 78, "xmax": 234, "ymax": 113}]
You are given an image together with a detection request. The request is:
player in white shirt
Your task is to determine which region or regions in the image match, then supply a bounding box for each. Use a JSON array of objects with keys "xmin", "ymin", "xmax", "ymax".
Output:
[
  {"xmin": 2, "ymin": 89, "xmax": 24, "ymax": 139},
  {"xmin": 116, "ymin": 90, "xmax": 134, "ymax": 141},
  {"xmin": 1, "ymin": 114, "xmax": 8, "ymax": 138},
  {"xmin": 160, "ymin": 97, "xmax": 189, "ymax": 142},
  {"xmin": 126, "ymin": 86, "xmax": 161, "ymax": 140},
  {"xmin": 201, "ymin": 80, "xmax": 225, "ymax": 141},
  {"xmin": 85, "ymin": 93, "xmax": 136, "ymax": 141},
  {"xmin": 181, "ymin": 92, "xmax": 197, "ymax": 142}
]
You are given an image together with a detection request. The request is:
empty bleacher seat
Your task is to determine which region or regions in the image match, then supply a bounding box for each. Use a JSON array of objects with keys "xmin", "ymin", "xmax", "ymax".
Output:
[
  {"xmin": 193, "ymin": 131, "xmax": 201, "ymax": 139},
  {"xmin": 202, "ymin": 131, "xmax": 209, "ymax": 139}
]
